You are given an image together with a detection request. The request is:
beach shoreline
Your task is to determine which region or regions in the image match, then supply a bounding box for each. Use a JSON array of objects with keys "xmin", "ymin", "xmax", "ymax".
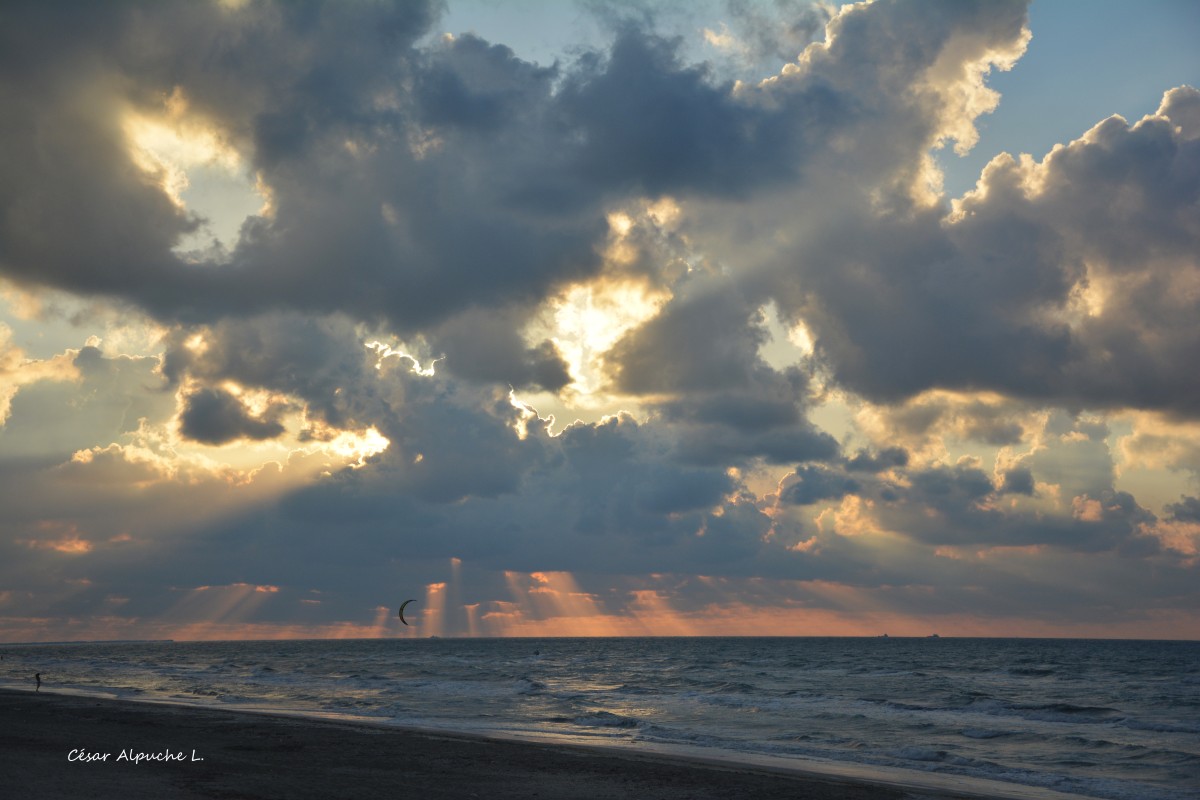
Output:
[{"xmin": 1, "ymin": 688, "xmax": 1098, "ymax": 800}]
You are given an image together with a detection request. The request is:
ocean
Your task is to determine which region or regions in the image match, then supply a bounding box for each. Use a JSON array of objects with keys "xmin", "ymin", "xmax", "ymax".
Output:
[{"xmin": 2, "ymin": 637, "xmax": 1196, "ymax": 799}]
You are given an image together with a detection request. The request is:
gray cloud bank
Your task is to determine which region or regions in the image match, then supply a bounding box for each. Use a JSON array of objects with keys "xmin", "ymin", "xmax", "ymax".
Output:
[
  {"xmin": 2, "ymin": 0, "xmax": 1197, "ymax": 412},
  {"xmin": 1, "ymin": 0, "xmax": 1197, "ymax": 636}
]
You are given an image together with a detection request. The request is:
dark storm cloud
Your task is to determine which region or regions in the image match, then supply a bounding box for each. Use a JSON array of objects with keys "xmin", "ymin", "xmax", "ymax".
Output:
[
  {"xmin": 769, "ymin": 206, "xmax": 1078, "ymax": 404},
  {"xmin": 634, "ymin": 467, "xmax": 733, "ymax": 515},
  {"xmin": 607, "ymin": 284, "xmax": 767, "ymax": 394},
  {"xmin": 605, "ymin": 283, "xmax": 837, "ymax": 464},
  {"xmin": 670, "ymin": 421, "xmax": 837, "ymax": 466},
  {"xmin": 556, "ymin": 26, "xmax": 796, "ymax": 197},
  {"xmin": 0, "ymin": 342, "xmax": 1191, "ymax": 633},
  {"xmin": 178, "ymin": 387, "xmax": 286, "ymax": 445},
  {"xmin": 959, "ymin": 408, "xmax": 1025, "ymax": 446},
  {"xmin": 0, "ymin": 0, "xmax": 440, "ymax": 298},
  {"xmin": 1165, "ymin": 495, "xmax": 1200, "ymax": 524},
  {"xmin": 3, "ymin": 0, "xmax": 1198, "ymax": 637},
  {"xmin": 2, "ymin": 0, "xmax": 1041, "ymax": 400},
  {"xmin": 875, "ymin": 467, "xmax": 1160, "ymax": 555},
  {"xmin": 555, "ymin": 413, "xmax": 736, "ymax": 538},
  {"xmin": 157, "ymin": 312, "xmax": 566, "ymax": 502},
  {"xmin": 845, "ymin": 446, "xmax": 908, "ymax": 473},
  {"xmin": 656, "ymin": 389, "xmax": 799, "ymax": 431},
  {"xmin": 371, "ymin": 378, "xmax": 546, "ymax": 504},
  {"xmin": 0, "ymin": 0, "xmax": 600, "ymax": 367},
  {"xmin": 776, "ymin": 86, "xmax": 1200, "ymax": 413},
  {"xmin": 161, "ymin": 314, "xmax": 374, "ymax": 429},
  {"xmin": 761, "ymin": 414, "xmax": 1163, "ymax": 557},
  {"xmin": 778, "ymin": 465, "xmax": 859, "ymax": 505},
  {"xmin": 176, "ymin": 407, "xmax": 757, "ymax": 580},
  {"xmin": 910, "ymin": 463, "xmax": 995, "ymax": 506},
  {"xmin": 573, "ymin": 1, "xmax": 1199, "ymax": 420},
  {"xmin": 214, "ymin": 23, "xmax": 605, "ymax": 335},
  {"xmin": 9, "ymin": 0, "xmax": 1197, "ymax": 421},
  {"xmin": 999, "ymin": 466, "xmax": 1035, "ymax": 495},
  {"xmin": 428, "ymin": 308, "xmax": 572, "ymax": 392},
  {"xmin": 193, "ymin": 410, "xmax": 1175, "ymax": 602},
  {"xmin": 3, "ymin": 0, "xmax": 1118, "ymax": 417},
  {"xmin": 155, "ymin": 311, "xmax": 559, "ymax": 503}
]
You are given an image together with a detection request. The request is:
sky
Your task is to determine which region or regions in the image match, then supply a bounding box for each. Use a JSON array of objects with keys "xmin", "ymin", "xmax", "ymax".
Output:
[{"xmin": 1, "ymin": 0, "xmax": 1198, "ymax": 643}]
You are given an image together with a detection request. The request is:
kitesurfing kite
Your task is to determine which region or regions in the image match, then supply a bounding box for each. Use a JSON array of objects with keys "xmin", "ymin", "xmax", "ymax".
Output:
[{"xmin": 398, "ymin": 598, "xmax": 416, "ymax": 625}]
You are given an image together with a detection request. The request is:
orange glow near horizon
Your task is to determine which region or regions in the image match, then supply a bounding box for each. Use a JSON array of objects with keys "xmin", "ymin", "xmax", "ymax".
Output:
[
  {"xmin": 367, "ymin": 604, "xmax": 395, "ymax": 638},
  {"xmin": 158, "ymin": 583, "xmax": 276, "ymax": 639},
  {"xmin": 5, "ymin": 571, "xmax": 1197, "ymax": 643},
  {"xmin": 421, "ymin": 582, "xmax": 447, "ymax": 638},
  {"xmin": 502, "ymin": 571, "xmax": 626, "ymax": 636},
  {"xmin": 3, "ymin": 604, "xmax": 1197, "ymax": 644},
  {"xmin": 464, "ymin": 602, "xmax": 1200, "ymax": 640},
  {"xmin": 447, "ymin": 557, "xmax": 464, "ymax": 633},
  {"xmin": 627, "ymin": 589, "xmax": 702, "ymax": 636}
]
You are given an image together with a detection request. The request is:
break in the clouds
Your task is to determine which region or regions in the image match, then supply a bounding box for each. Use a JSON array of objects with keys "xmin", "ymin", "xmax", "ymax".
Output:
[{"xmin": 1, "ymin": 0, "xmax": 1197, "ymax": 641}]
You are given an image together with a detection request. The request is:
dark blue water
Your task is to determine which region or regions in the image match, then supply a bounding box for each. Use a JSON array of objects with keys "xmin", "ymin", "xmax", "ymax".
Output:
[{"xmin": 3, "ymin": 637, "xmax": 1197, "ymax": 799}]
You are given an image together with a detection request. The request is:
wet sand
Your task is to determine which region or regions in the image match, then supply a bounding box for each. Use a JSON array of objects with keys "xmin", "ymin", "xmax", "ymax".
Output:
[{"xmin": 1, "ymin": 688, "xmax": 1087, "ymax": 800}]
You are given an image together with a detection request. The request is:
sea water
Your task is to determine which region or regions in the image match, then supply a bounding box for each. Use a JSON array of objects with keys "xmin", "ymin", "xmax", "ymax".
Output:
[{"xmin": 2, "ymin": 637, "xmax": 1196, "ymax": 799}]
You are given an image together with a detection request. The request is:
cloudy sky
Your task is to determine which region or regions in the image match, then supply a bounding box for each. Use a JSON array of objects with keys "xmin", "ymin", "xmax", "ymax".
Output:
[{"xmin": 2, "ymin": 0, "xmax": 1198, "ymax": 642}]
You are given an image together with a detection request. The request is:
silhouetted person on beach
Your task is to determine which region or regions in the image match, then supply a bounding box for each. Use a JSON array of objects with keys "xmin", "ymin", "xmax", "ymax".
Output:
[{"xmin": 35, "ymin": 672, "xmax": 41, "ymax": 692}]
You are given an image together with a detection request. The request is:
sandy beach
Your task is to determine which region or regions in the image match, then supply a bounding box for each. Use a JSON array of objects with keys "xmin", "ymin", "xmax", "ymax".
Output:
[{"xmin": 0, "ymin": 688, "xmax": 1103, "ymax": 800}]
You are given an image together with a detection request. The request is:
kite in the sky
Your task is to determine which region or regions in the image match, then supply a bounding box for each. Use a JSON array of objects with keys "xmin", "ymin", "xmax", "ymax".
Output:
[{"xmin": 398, "ymin": 599, "xmax": 416, "ymax": 625}]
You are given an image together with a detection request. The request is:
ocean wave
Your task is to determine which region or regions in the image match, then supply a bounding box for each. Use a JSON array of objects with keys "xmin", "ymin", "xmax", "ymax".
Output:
[
  {"xmin": 571, "ymin": 711, "xmax": 640, "ymax": 729},
  {"xmin": 891, "ymin": 746, "xmax": 947, "ymax": 762},
  {"xmin": 1007, "ymin": 667, "xmax": 1058, "ymax": 677},
  {"xmin": 884, "ymin": 699, "xmax": 947, "ymax": 712},
  {"xmin": 959, "ymin": 728, "xmax": 1015, "ymax": 739},
  {"xmin": 707, "ymin": 681, "xmax": 759, "ymax": 694},
  {"xmin": 1120, "ymin": 718, "xmax": 1200, "ymax": 735},
  {"xmin": 957, "ymin": 698, "xmax": 1126, "ymax": 725},
  {"xmin": 608, "ymin": 682, "xmax": 665, "ymax": 695},
  {"xmin": 515, "ymin": 677, "xmax": 546, "ymax": 694}
]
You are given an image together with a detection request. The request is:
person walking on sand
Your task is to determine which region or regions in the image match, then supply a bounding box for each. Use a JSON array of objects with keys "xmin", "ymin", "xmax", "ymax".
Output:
[{"xmin": 35, "ymin": 672, "xmax": 41, "ymax": 692}]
